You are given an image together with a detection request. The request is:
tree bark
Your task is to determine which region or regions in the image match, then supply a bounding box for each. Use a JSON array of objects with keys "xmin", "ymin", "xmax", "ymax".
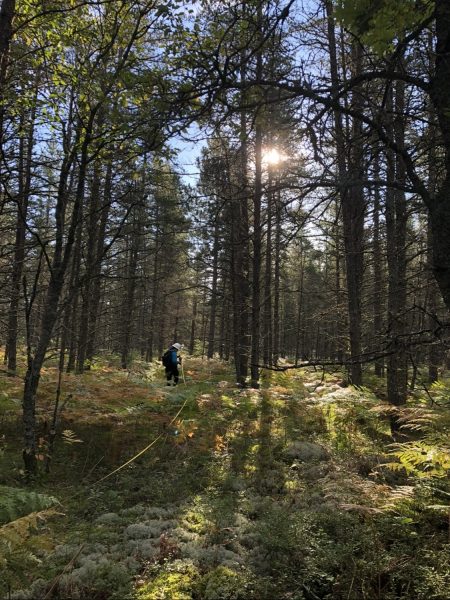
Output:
[
  {"xmin": 6, "ymin": 92, "xmax": 37, "ymax": 374},
  {"xmin": 189, "ymin": 294, "xmax": 197, "ymax": 356},
  {"xmin": 86, "ymin": 159, "xmax": 112, "ymax": 364},
  {"xmin": 385, "ymin": 80, "xmax": 408, "ymax": 424},
  {"xmin": 250, "ymin": 6, "xmax": 263, "ymax": 388},
  {"xmin": 0, "ymin": 0, "xmax": 16, "ymax": 178},
  {"xmin": 263, "ymin": 172, "xmax": 273, "ymax": 366},
  {"xmin": 342, "ymin": 42, "xmax": 365, "ymax": 386},
  {"xmin": 22, "ymin": 115, "xmax": 91, "ymax": 474},
  {"xmin": 76, "ymin": 158, "xmax": 102, "ymax": 373},
  {"xmin": 273, "ymin": 186, "xmax": 281, "ymax": 364},
  {"xmin": 207, "ymin": 216, "xmax": 220, "ymax": 359},
  {"xmin": 120, "ymin": 223, "xmax": 139, "ymax": 370},
  {"xmin": 372, "ymin": 151, "xmax": 384, "ymax": 377},
  {"xmin": 326, "ymin": 1, "xmax": 364, "ymax": 385},
  {"xmin": 429, "ymin": 0, "xmax": 450, "ymax": 310},
  {"xmin": 231, "ymin": 55, "xmax": 250, "ymax": 385}
]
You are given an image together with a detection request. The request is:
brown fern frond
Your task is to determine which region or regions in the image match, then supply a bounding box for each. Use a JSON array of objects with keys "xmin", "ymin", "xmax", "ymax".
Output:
[
  {"xmin": 339, "ymin": 503, "xmax": 383, "ymax": 515},
  {"xmin": 383, "ymin": 486, "xmax": 415, "ymax": 509}
]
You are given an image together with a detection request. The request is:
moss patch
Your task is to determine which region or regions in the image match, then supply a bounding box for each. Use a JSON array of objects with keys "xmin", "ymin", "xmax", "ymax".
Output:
[{"xmin": 136, "ymin": 563, "xmax": 200, "ymax": 600}]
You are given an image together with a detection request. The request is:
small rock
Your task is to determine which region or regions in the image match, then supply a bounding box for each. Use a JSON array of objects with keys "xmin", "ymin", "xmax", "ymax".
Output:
[{"xmin": 283, "ymin": 441, "xmax": 329, "ymax": 462}]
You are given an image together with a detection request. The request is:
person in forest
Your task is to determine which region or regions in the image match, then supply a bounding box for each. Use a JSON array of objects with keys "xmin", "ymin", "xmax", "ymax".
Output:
[{"xmin": 162, "ymin": 343, "xmax": 182, "ymax": 386}]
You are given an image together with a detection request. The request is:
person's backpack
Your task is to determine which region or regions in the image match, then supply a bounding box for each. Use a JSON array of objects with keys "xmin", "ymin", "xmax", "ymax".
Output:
[{"xmin": 161, "ymin": 350, "xmax": 172, "ymax": 367}]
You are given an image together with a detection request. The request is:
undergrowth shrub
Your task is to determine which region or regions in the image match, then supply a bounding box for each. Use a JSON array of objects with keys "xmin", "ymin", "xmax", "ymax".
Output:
[
  {"xmin": 198, "ymin": 565, "xmax": 261, "ymax": 600},
  {"xmin": 253, "ymin": 502, "xmax": 335, "ymax": 597},
  {"xmin": 323, "ymin": 391, "xmax": 388, "ymax": 455},
  {"xmin": 0, "ymin": 487, "xmax": 61, "ymax": 597},
  {"xmin": 0, "ymin": 486, "xmax": 59, "ymax": 525}
]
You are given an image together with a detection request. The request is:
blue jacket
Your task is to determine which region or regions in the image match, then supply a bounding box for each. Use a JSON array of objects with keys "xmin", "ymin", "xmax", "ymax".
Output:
[{"xmin": 168, "ymin": 349, "xmax": 179, "ymax": 367}]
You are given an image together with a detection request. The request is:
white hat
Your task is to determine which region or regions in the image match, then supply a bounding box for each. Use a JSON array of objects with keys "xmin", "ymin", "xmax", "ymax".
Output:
[{"xmin": 172, "ymin": 343, "xmax": 182, "ymax": 350}]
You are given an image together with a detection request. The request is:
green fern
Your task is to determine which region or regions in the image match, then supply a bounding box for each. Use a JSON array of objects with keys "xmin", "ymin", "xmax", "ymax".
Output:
[
  {"xmin": 429, "ymin": 380, "xmax": 450, "ymax": 407},
  {"xmin": 0, "ymin": 486, "xmax": 59, "ymax": 526},
  {"xmin": 385, "ymin": 441, "xmax": 450, "ymax": 478}
]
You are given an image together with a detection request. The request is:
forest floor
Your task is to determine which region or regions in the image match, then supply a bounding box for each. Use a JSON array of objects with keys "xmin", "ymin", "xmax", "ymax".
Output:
[{"xmin": 1, "ymin": 354, "xmax": 450, "ymax": 600}]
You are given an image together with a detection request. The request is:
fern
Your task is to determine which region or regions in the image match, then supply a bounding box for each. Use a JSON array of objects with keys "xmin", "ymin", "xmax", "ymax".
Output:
[
  {"xmin": 396, "ymin": 407, "xmax": 437, "ymax": 433},
  {"xmin": 383, "ymin": 485, "xmax": 415, "ymax": 509},
  {"xmin": 429, "ymin": 380, "xmax": 450, "ymax": 407},
  {"xmin": 0, "ymin": 486, "xmax": 59, "ymax": 526},
  {"xmin": 385, "ymin": 441, "xmax": 450, "ymax": 478},
  {"xmin": 61, "ymin": 429, "xmax": 83, "ymax": 444}
]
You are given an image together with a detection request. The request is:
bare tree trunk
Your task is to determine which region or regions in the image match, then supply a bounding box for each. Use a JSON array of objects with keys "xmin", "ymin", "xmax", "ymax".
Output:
[
  {"xmin": 373, "ymin": 151, "xmax": 384, "ymax": 377},
  {"xmin": 342, "ymin": 42, "xmax": 365, "ymax": 386},
  {"xmin": 0, "ymin": 0, "xmax": 16, "ymax": 180},
  {"xmin": 273, "ymin": 187, "xmax": 281, "ymax": 364},
  {"xmin": 263, "ymin": 173, "xmax": 273, "ymax": 366},
  {"xmin": 250, "ymin": 9, "xmax": 263, "ymax": 388},
  {"xmin": 218, "ymin": 275, "xmax": 227, "ymax": 359},
  {"xmin": 427, "ymin": 142, "xmax": 440, "ymax": 383},
  {"xmin": 6, "ymin": 92, "xmax": 37, "ymax": 374},
  {"xmin": 146, "ymin": 198, "xmax": 161, "ymax": 362},
  {"xmin": 333, "ymin": 200, "xmax": 343, "ymax": 361},
  {"xmin": 189, "ymin": 294, "xmax": 197, "ymax": 356},
  {"xmin": 294, "ymin": 246, "xmax": 304, "ymax": 365},
  {"xmin": 66, "ymin": 216, "xmax": 82, "ymax": 373},
  {"xmin": 22, "ymin": 115, "xmax": 91, "ymax": 474},
  {"xmin": 207, "ymin": 217, "xmax": 219, "ymax": 358},
  {"xmin": 86, "ymin": 159, "xmax": 112, "ymax": 364},
  {"xmin": 44, "ymin": 329, "xmax": 67, "ymax": 473},
  {"xmin": 231, "ymin": 55, "xmax": 250, "ymax": 385},
  {"xmin": 172, "ymin": 294, "xmax": 181, "ymax": 343},
  {"xmin": 76, "ymin": 158, "xmax": 102, "ymax": 373},
  {"xmin": 326, "ymin": 1, "xmax": 364, "ymax": 385},
  {"xmin": 385, "ymin": 80, "xmax": 408, "ymax": 427},
  {"xmin": 429, "ymin": 0, "xmax": 450, "ymax": 310},
  {"xmin": 120, "ymin": 222, "xmax": 139, "ymax": 369}
]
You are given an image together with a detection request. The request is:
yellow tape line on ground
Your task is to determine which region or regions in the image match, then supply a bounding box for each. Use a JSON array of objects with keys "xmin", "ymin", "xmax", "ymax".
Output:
[{"xmin": 95, "ymin": 396, "xmax": 189, "ymax": 484}]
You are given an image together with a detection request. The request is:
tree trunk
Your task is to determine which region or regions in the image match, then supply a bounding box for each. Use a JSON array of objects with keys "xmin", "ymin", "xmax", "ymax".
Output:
[
  {"xmin": 385, "ymin": 81, "xmax": 408, "ymax": 426},
  {"xmin": 429, "ymin": 0, "xmax": 450, "ymax": 311},
  {"xmin": 294, "ymin": 246, "xmax": 305, "ymax": 365},
  {"xmin": 66, "ymin": 216, "xmax": 82, "ymax": 373},
  {"xmin": 218, "ymin": 274, "xmax": 227, "ymax": 359},
  {"xmin": 333, "ymin": 200, "xmax": 344, "ymax": 362},
  {"xmin": 207, "ymin": 217, "xmax": 220, "ymax": 359},
  {"xmin": 263, "ymin": 172, "xmax": 273, "ymax": 366},
  {"xmin": 273, "ymin": 186, "xmax": 281, "ymax": 364},
  {"xmin": 0, "ymin": 0, "xmax": 16, "ymax": 176},
  {"xmin": 22, "ymin": 116, "xmax": 91, "ymax": 474},
  {"xmin": 120, "ymin": 233, "xmax": 139, "ymax": 370},
  {"xmin": 231, "ymin": 56, "xmax": 250, "ymax": 385},
  {"xmin": 250, "ymin": 11, "xmax": 263, "ymax": 388},
  {"xmin": 76, "ymin": 158, "xmax": 102, "ymax": 373},
  {"xmin": 189, "ymin": 295, "xmax": 197, "ymax": 356},
  {"xmin": 427, "ymin": 163, "xmax": 441, "ymax": 384},
  {"xmin": 326, "ymin": 1, "xmax": 364, "ymax": 385},
  {"xmin": 146, "ymin": 218, "xmax": 160, "ymax": 363},
  {"xmin": 86, "ymin": 159, "xmax": 112, "ymax": 364},
  {"xmin": 372, "ymin": 151, "xmax": 384, "ymax": 377},
  {"xmin": 342, "ymin": 42, "xmax": 365, "ymax": 386},
  {"xmin": 6, "ymin": 94, "xmax": 37, "ymax": 374}
]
